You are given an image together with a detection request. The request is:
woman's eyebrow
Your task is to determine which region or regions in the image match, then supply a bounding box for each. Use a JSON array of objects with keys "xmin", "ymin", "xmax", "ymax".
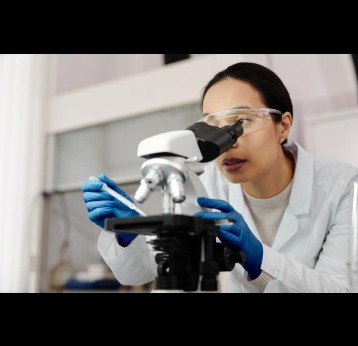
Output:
[{"xmin": 202, "ymin": 105, "xmax": 253, "ymax": 116}]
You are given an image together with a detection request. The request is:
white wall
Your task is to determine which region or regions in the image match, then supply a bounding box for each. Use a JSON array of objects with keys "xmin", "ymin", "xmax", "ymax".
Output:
[
  {"xmin": 270, "ymin": 54, "xmax": 357, "ymax": 144},
  {"xmin": 303, "ymin": 107, "xmax": 358, "ymax": 168},
  {"xmin": 56, "ymin": 54, "xmax": 163, "ymax": 94},
  {"xmin": 271, "ymin": 54, "xmax": 357, "ymax": 114}
]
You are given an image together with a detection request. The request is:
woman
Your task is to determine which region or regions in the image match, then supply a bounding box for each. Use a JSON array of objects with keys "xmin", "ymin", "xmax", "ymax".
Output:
[{"xmin": 82, "ymin": 62, "xmax": 358, "ymax": 292}]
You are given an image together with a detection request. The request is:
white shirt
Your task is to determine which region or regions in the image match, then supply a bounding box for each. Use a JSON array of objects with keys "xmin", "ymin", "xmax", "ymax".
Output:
[
  {"xmin": 243, "ymin": 179, "xmax": 293, "ymax": 247},
  {"xmin": 97, "ymin": 143, "xmax": 358, "ymax": 293}
]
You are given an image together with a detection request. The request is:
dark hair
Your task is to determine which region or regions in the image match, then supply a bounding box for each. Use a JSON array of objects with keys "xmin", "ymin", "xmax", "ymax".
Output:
[{"xmin": 201, "ymin": 62, "xmax": 293, "ymax": 144}]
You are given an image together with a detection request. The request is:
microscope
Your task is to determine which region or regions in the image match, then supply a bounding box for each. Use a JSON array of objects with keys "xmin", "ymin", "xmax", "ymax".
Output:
[{"xmin": 105, "ymin": 120, "xmax": 244, "ymax": 291}]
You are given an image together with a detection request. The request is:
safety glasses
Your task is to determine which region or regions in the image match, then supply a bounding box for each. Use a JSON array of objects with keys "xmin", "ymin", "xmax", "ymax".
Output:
[{"xmin": 198, "ymin": 108, "xmax": 282, "ymax": 136}]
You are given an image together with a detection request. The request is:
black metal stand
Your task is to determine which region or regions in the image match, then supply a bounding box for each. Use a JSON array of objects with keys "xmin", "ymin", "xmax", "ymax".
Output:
[{"xmin": 105, "ymin": 215, "xmax": 242, "ymax": 292}]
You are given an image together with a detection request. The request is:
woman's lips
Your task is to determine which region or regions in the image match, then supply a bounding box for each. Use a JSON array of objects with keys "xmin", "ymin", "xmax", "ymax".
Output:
[{"xmin": 222, "ymin": 157, "xmax": 246, "ymax": 172}]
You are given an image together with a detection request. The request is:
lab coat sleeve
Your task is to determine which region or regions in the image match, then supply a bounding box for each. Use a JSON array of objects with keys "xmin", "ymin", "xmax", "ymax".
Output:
[
  {"xmin": 97, "ymin": 230, "xmax": 157, "ymax": 286},
  {"xmin": 259, "ymin": 246, "xmax": 348, "ymax": 293}
]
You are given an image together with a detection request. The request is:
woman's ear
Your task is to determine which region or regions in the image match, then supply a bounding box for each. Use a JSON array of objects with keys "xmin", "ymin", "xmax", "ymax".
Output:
[{"xmin": 279, "ymin": 112, "xmax": 292, "ymax": 143}]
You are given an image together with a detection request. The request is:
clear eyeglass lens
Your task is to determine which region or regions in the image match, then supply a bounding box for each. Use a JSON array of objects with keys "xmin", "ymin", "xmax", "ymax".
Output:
[{"xmin": 204, "ymin": 112, "xmax": 272, "ymax": 134}]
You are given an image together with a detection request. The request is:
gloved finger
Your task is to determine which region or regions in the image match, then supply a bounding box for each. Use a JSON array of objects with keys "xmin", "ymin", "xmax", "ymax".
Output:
[
  {"xmin": 113, "ymin": 208, "xmax": 139, "ymax": 218},
  {"xmin": 116, "ymin": 232, "xmax": 138, "ymax": 247},
  {"xmin": 83, "ymin": 191, "xmax": 113, "ymax": 203},
  {"xmin": 220, "ymin": 224, "xmax": 244, "ymax": 239},
  {"xmin": 116, "ymin": 232, "xmax": 137, "ymax": 241},
  {"xmin": 197, "ymin": 197, "xmax": 235, "ymax": 213},
  {"xmin": 218, "ymin": 229, "xmax": 240, "ymax": 246},
  {"xmin": 82, "ymin": 180, "xmax": 103, "ymax": 192},
  {"xmin": 98, "ymin": 173, "xmax": 134, "ymax": 202},
  {"xmin": 86, "ymin": 199, "xmax": 138, "ymax": 217},
  {"xmin": 88, "ymin": 207, "xmax": 115, "ymax": 224},
  {"xmin": 86, "ymin": 200, "xmax": 120, "ymax": 212},
  {"xmin": 193, "ymin": 211, "xmax": 227, "ymax": 220},
  {"xmin": 116, "ymin": 232, "xmax": 137, "ymax": 239}
]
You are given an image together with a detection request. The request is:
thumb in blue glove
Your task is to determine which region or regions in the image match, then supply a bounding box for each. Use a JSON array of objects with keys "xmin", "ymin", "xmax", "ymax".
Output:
[
  {"xmin": 82, "ymin": 173, "xmax": 138, "ymax": 247},
  {"xmin": 194, "ymin": 197, "xmax": 263, "ymax": 279}
]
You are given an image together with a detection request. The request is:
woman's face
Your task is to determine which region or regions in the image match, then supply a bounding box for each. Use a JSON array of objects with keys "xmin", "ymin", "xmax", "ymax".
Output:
[{"xmin": 202, "ymin": 78, "xmax": 284, "ymax": 184}]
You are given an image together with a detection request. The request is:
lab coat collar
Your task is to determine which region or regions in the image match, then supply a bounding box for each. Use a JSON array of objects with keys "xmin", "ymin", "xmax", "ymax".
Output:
[
  {"xmin": 287, "ymin": 142, "xmax": 314, "ymax": 216},
  {"xmin": 272, "ymin": 143, "xmax": 313, "ymax": 250}
]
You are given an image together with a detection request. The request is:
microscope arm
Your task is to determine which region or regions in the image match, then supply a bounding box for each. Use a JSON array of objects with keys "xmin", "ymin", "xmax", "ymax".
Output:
[{"xmin": 175, "ymin": 168, "xmax": 208, "ymax": 215}]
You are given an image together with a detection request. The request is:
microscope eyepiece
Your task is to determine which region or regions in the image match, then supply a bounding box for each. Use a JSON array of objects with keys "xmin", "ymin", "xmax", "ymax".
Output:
[
  {"xmin": 186, "ymin": 121, "xmax": 243, "ymax": 163},
  {"xmin": 222, "ymin": 121, "xmax": 244, "ymax": 144}
]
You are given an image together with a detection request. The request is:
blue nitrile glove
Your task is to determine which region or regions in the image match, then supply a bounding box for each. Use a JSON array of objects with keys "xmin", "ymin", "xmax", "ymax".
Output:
[
  {"xmin": 194, "ymin": 197, "xmax": 263, "ymax": 279},
  {"xmin": 82, "ymin": 173, "xmax": 138, "ymax": 247}
]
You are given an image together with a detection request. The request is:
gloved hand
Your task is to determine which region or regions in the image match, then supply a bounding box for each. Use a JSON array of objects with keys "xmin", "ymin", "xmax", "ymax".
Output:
[
  {"xmin": 194, "ymin": 197, "xmax": 263, "ymax": 279},
  {"xmin": 82, "ymin": 173, "xmax": 138, "ymax": 247}
]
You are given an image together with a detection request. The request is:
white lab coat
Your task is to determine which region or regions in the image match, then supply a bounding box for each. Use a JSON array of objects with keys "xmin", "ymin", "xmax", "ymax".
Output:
[{"xmin": 97, "ymin": 143, "xmax": 358, "ymax": 292}]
